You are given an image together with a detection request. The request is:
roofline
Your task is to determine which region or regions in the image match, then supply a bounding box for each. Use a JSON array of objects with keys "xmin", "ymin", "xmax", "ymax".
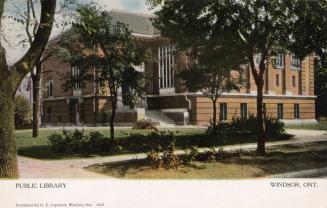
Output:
[
  {"xmin": 132, "ymin": 33, "xmax": 161, "ymax": 38},
  {"xmin": 109, "ymin": 9, "xmax": 155, "ymax": 18}
]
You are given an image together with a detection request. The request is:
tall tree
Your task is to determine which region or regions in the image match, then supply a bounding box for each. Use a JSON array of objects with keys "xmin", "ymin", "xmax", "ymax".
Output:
[
  {"xmin": 9, "ymin": 0, "xmax": 77, "ymax": 138},
  {"xmin": 148, "ymin": 0, "xmax": 327, "ymax": 155},
  {"xmin": 0, "ymin": 0, "xmax": 56, "ymax": 178},
  {"xmin": 179, "ymin": 42, "xmax": 244, "ymax": 130},
  {"xmin": 59, "ymin": 6, "xmax": 146, "ymax": 140}
]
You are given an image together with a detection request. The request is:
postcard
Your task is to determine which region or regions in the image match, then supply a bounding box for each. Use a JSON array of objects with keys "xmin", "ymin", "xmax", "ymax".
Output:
[{"xmin": 0, "ymin": 0, "xmax": 326, "ymax": 207}]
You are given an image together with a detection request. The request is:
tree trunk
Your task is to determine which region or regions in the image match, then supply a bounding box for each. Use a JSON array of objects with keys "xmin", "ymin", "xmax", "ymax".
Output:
[
  {"xmin": 109, "ymin": 95, "xmax": 117, "ymax": 140},
  {"xmin": 32, "ymin": 62, "xmax": 42, "ymax": 137},
  {"xmin": 0, "ymin": 91, "xmax": 19, "ymax": 178},
  {"xmin": 249, "ymin": 53, "xmax": 267, "ymax": 156},
  {"xmin": 256, "ymin": 78, "xmax": 266, "ymax": 156},
  {"xmin": 212, "ymin": 99, "xmax": 217, "ymax": 124},
  {"xmin": 211, "ymin": 98, "xmax": 217, "ymax": 134},
  {"xmin": 0, "ymin": 0, "xmax": 56, "ymax": 178}
]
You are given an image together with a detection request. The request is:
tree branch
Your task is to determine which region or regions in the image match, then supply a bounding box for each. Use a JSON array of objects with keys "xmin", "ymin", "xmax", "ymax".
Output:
[
  {"xmin": 0, "ymin": 0, "xmax": 8, "ymax": 73},
  {"xmin": 14, "ymin": 0, "xmax": 56, "ymax": 79}
]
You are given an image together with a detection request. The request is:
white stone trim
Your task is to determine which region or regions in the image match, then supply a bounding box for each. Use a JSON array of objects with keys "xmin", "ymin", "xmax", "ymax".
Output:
[
  {"xmin": 282, "ymin": 119, "xmax": 318, "ymax": 125},
  {"xmin": 159, "ymin": 87, "xmax": 175, "ymax": 95},
  {"xmin": 146, "ymin": 92, "xmax": 317, "ymax": 99}
]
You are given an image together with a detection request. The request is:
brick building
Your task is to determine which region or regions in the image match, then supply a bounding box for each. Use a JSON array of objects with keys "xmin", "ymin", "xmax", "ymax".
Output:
[{"xmin": 41, "ymin": 10, "xmax": 316, "ymax": 126}]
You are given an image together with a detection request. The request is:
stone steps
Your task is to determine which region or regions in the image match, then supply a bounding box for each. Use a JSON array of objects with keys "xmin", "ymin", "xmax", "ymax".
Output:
[{"xmin": 145, "ymin": 110, "xmax": 176, "ymax": 127}]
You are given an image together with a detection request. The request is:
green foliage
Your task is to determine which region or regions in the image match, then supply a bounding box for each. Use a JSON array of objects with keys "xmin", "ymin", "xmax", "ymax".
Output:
[
  {"xmin": 47, "ymin": 126, "xmax": 288, "ymax": 156},
  {"xmin": 206, "ymin": 115, "xmax": 285, "ymax": 138},
  {"xmin": 48, "ymin": 129, "xmax": 117, "ymax": 154},
  {"xmin": 71, "ymin": 6, "xmax": 147, "ymax": 109},
  {"xmin": 183, "ymin": 146, "xmax": 199, "ymax": 164},
  {"xmin": 14, "ymin": 95, "xmax": 32, "ymax": 129},
  {"xmin": 132, "ymin": 119, "xmax": 159, "ymax": 130},
  {"xmin": 57, "ymin": 6, "xmax": 147, "ymax": 139},
  {"xmin": 150, "ymin": 0, "xmax": 327, "ymax": 154},
  {"xmin": 121, "ymin": 131, "xmax": 176, "ymax": 155},
  {"xmin": 315, "ymin": 57, "xmax": 327, "ymax": 118}
]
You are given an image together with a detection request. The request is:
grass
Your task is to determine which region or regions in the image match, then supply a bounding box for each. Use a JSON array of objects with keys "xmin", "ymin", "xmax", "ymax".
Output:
[
  {"xmin": 15, "ymin": 128, "xmax": 205, "ymax": 159},
  {"xmin": 16, "ymin": 127, "xmax": 292, "ymax": 160},
  {"xmin": 285, "ymin": 120, "xmax": 327, "ymax": 130},
  {"xmin": 87, "ymin": 142, "xmax": 327, "ymax": 179}
]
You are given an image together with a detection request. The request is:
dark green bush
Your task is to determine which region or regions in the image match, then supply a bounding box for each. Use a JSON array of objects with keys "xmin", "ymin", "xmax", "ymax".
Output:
[
  {"xmin": 14, "ymin": 95, "xmax": 32, "ymax": 129},
  {"xmin": 121, "ymin": 131, "xmax": 176, "ymax": 155},
  {"xmin": 48, "ymin": 129, "xmax": 117, "ymax": 154},
  {"xmin": 206, "ymin": 115, "xmax": 285, "ymax": 138},
  {"xmin": 48, "ymin": 132, "xmax": 66, "ymax": 153}
]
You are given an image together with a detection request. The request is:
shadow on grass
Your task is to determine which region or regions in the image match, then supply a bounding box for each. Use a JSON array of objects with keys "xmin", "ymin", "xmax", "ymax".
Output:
[
  {"xmin": 17, "ymin": 145, "xmax": 124, "ymax": 160},
  {"xmin": 88, "ymin": 159, "xmax": 207, "ymax": 178},
  {"xmin": 87, "ymin": 142, "xmax": 327, "ymax": 178},
  {"xmin": 219, "ymin": 144, "xmax": 327, "ymax": 176}
]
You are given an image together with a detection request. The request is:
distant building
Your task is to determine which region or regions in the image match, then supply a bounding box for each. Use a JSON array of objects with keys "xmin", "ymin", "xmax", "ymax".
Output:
[{"xmin": 40, "ymin": 10, "xmax": 316, "ymax": 126}]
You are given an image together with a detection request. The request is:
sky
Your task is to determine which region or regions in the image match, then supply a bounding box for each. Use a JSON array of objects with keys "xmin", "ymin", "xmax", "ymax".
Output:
[{"xmin": 0, "ymin": 0, "xmax": 153, "ymax": 64}]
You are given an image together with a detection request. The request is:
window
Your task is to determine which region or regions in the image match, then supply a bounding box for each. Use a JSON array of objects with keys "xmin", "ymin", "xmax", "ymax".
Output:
[
  {"xmin": 158, "ymin": 45, "xmax": 175, "ymax": 89},
  {"xmin": 292, "ymin": 76, "xmax": 296, "ymax": 87},
  {"xmin": 291, "ymin": 54, "xmax": 301, "ymax": 70},
  {"xmin": 276, "ymin": 74, "xmax": 280, "ymax": 86},
  {"xmin": 72, "ymin": 66, "xmax": 81, "ymax": 90},
  {"xmin": 294, "ymin": 104, "xmax": 300, "ymax": 119},
  {"xmin": 47, "ymin": 107, "xmax": 52, "ymax": 122},
  {"xmin": 240, "ymin": 103, "xmax": 248, "ymax": 119},
  {"xmin": 48, "ymin": 77, "xmax": 53, "ymax": 97},
  {"xmin": 219, "ymin": 103, "xmax": 227, "ymax": 121},
  {"xmin": 275, "ymin": 54, "xmax": 284, "ymax": 68},
  {"xmin": 277, "ymin": 103, "xmax": 283, "ymax": 119}
]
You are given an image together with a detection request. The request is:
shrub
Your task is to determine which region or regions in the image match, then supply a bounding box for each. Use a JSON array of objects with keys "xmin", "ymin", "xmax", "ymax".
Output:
[
  {"xmin": 147, "ymin": 151, "xmax": 162, "ymax": 169},
  {"xmin": 183, "ymin": 146, "xmax": 199, "ymax": 164},
  {"xmin": 122, "ymin": 131, "xmax": 181, "ymax": 169},
  {"xmin": 48, "ymin": 129, "xmax": 116, "ymax": 154},
  {"xmin": 88, "ymin": 131, "xmax": 118, "ymax": 153},
  {"xmin": 14, "ymin": 95, "xmax": 32, "ymax": 129},
  {"xmin": 206, "ymin": 115, "xmax": 285, "ymax": 138},
  {"xmin": 121, "ymin": 131, "xmax": 176, "ymax": 155},
  {"xmin": 132, "ymin": 119, "xmax": 159, "ymax": 130},
  {"xmin": 48, "ymin": 132, "xmax": 66, "ymax": 153}
]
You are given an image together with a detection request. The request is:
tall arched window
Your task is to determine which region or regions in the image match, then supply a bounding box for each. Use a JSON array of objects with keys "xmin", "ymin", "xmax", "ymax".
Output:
[
  {"xmin": 158, "ymin": 45, "xmax": 175, "ymax": 89},
  {"xmin": 48, "ymin": 76, "xmax": 53, "ymax": 97},
  {"xmin": 72, "ymin": 66, "xmax": 81, "ymax": 90}
]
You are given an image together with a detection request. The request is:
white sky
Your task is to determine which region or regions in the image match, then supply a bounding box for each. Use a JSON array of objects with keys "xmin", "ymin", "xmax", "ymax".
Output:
[{"xmin": 0, "ymin": 0, "xmax": 153, "ymax": 65}]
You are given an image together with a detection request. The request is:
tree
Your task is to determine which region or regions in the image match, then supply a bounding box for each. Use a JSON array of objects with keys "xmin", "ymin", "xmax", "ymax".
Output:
[
  {"xmin": 0, "ymin": 0, "xmax": 56, "ymax": 178},
  {"xmin": 59, "ymin": 6, "xmax": 146, "ymax": 140},
  {"xmin": 179, "ymin": 42, "xmax": 244, "ymax": 130},
  {"xmin": 14, "ymin": 95, "xmax": 32, "ymax": 129},
  {"xmin": 147, "ymin": 0, "xmax": 327, "ymax": 155},
  {"xmin": 287, "ymin": 1, "xmax": 327, "ymax": 119},
  {"xmin": 8, "ymin": 0, "xmax": 77, "ymax": 138}
]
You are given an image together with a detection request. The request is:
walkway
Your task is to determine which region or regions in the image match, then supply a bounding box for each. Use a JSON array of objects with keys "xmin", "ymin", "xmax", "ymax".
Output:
[
  {"xmin": 18, "ymin": 129, "xmax": 327, "ymax": 178},
  {"xmin": 272, "ymin": 167, "xmax": 327, "ymax": 178}
]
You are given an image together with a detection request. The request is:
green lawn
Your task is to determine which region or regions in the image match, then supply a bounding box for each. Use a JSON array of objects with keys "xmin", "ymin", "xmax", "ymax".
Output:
[
  {"xmin": 15, "ymin": 128, "xmax": 205, "ymax": 159},
  {"xmin": 285, "ymin": 120, "xmax": 327, "ymax": 130},
  {"xmin": 15, "ymin": 127, "xmax": 291, "ymax": 160},
  {"xmin": 87, "ymin": 142, "xmax": 327, "ymax": 179}
]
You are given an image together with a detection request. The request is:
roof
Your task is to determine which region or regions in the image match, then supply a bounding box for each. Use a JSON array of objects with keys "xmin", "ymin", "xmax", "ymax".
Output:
[
  {"xmin": 109, "ymin": 10, "xmax": 160, "ymax": 36},
  {"xmin": 48, "ymin": 10, "xmax": 160, "ymax": 43}
]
